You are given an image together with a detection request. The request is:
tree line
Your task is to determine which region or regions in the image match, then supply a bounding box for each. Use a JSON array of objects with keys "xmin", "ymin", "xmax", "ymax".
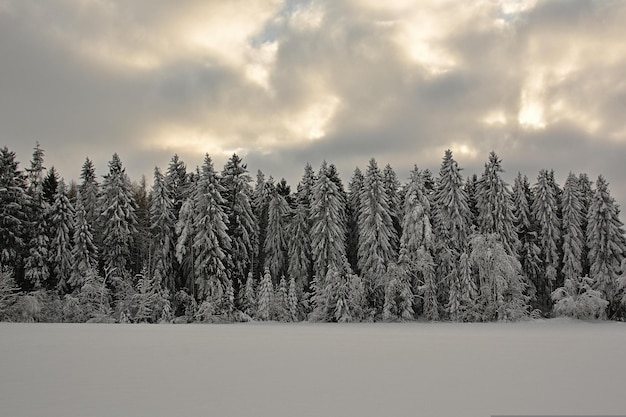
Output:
[{"xmin": 1, "ymin": 143, "xmax": 625, "ymax": 323}]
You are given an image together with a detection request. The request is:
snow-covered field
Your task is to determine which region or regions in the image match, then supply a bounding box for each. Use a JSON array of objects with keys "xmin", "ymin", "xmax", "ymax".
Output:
[{"xmin": 1, "ymin": 320, "xmax": 625, "ymax": 417}]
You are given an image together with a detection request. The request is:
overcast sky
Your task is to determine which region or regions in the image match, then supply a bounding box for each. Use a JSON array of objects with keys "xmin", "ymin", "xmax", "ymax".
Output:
[{"xmin": 1, "ymin": 0, "xmax": 625, "ymax": 207}]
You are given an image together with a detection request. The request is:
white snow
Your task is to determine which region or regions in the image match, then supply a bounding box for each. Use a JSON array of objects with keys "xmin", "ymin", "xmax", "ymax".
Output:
[{"xmin": 1, "ymin": 319, "xmax": 625, "ymax": 417}]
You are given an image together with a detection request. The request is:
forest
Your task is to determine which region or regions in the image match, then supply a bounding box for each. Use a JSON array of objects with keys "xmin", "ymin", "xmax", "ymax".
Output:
[{"xmin": 1, "ymin": 143, "xmax": 625, "ymax": 323}]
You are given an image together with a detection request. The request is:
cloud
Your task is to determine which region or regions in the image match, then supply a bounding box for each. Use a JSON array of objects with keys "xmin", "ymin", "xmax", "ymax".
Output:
[{"xmin": 1, "ymin": 0, "xmax": 625, "ymax": 208}]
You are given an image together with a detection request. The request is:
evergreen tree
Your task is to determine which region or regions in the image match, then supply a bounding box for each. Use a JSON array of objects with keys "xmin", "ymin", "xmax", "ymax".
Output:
[
  {"xmin": 192, "ymin": 154, "xmax": 232, "ymax": 303},
  {"xmin": 310, "ymin": 262, "xmax": 366, "ymax": 323},
  {"xmin": 400, "ymin": 167, "xmax": 433, "ymax": 257},
  {"xmin": 257, "ymin": 267, "xmax": 273, "ymax": 320},
  {"xmin": 50, "ymin": 180, "xmax": 75, "ymax": 292},
  {"xmin": 99, "ymin": 153, "xmax": 138, "ymax": 280},
  {"xmin": 175, "ymin": 194, "xmax": 196, "ymax": 295},
  {"xmin": 42, "ymin": 166, "xmax": 59, "ymax": 206},
  {"xmin": 415, "ymin": 248, "xmax": 439, "ymax": 320},
  {"xmin": 346, "ymin": 167, "xmax": 364, "ymax": 274},
  {"xmin": 383, "ymin": 163, "xmax": 402, "ymax": 254},
  {"xmin": 578, "ymin": 173, "xmax": 594, "ymax": 277},
  {"xmin": 287, "ymin": 199, "xmax": 312, "ymax": 291},
  {"xmin": 0, "ymin": 147, "xmax": 28, "ymax": 274},
  {"xmin": 475, "ymin": 151, "xmax": 518, "ymax": 256},
  {"xmin": 70, "ymin": 192, "xmax": 97, "ymax": 289},
  {"xmin": 131, "ymin": 176, "xmax": 151, "ymax": 274},
  {"xmin": 382, "ymin": 263, "xmax": 414, "ymax": 321},
  {"xmin": 310, "ymin": 161, "xmax": 347, "ymax": 286},
  {"xmin": 24, "ymin": 143, "xmax": 50, "ymax": 289},
  {"xmin": 252, "ymin": 170, "xmax": 272, "ymax": 279},
  {"xmin": 275, "ymin": 275, "xmax": 289, "ymax": 320},
  {"xmin": 512, "ymin": 173, "xmax": 542, "ymax": 307},
  {"xmin": 221, "ymin": 154, "xmax": 258, "ymax": 290},
  {"xmin": 165, "ymin": 154, "xmax": 189, "ymax": 291},
  {"xmin": 358, "ymin": 158, "xmax": 396, "ymax": 311},
  {"xmin": 561, "ymin": 173, "xmax": 584, "ymax": 284},
  {"xmin": 241, "ymin": 272, "xmax": 256, "ymax": 317},
  {"xmin": 288, "ymin": 275, "xmax": 299, "ymax": 321},
  {"xmin": 79, "ymin": 158, "xmax": 100, "ymax": 233},
  {"xmin": 587, "ymin": 176, "xmax": 625, "ymax": 315},
  {"xmin": 465, "ymin": 173, "xmax": 479, "ymax": 228},
  {"xmin": 532, "ymin": 169, "xmax": 561, "ymax": 308},
  {"xmin": 150, "ymin": 167, "xmax": 176, "ymax": 292},
  {"xmin": 276, "ymin": 178, "xmax": 293, "ymax": 207},
  {"xmin": 264, "ymin": 191, "xmax": 290, "ymax": 281}
]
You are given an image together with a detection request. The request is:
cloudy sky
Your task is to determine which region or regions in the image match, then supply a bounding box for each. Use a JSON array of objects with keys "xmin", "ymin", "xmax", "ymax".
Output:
[{"xmin": 1, "ymin": 0, "xmax": 625, "ymax": 207}]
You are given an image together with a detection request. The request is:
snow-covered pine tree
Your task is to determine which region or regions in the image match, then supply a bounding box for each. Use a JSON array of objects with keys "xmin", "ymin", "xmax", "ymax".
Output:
[
  {"xmin": 512, "ymin": 173, "xmax": 541, "ymax": 307},
  {"xmin": 99, "ymin": 153, "xmax": 138, "ymax": 281},
  {"xmin": 470, "ymin": 234, "xmax": 530, "ymax": 321},
  {"xmin": 69, "ymin": 192, "xmax": 98, "ymax": 289},
  {"xmin": 587, "ymin": 176, "xmax": 626, "ymax": 315},
  {"xmin": 24, "ymin": 142, "xmax": 50, "ymax": 289},
  {"xmin": 241, "ymin": 272, "xmax": 256, "ymax": 317},
  {"xmin": 465, "ymin": 173, "xmax": 479, "ymax": 229},
  {"xmin": 131, "ymin": 176, "xmax": 151, "ymax": 275},
  {"xmin": 175, "ymin": 193, "xmax": 196, "ymax": 295},
  {"xmin": 275, "ymin": 275, "xmax": 289, "ymax": 321},
  {"xmin": 310, "ymin": 161, "xmax": 347, "ymax": 287},
  {"xmin": 532, "ymin": 169, "xmax": 562, "ymax": 310},
  {"xmin": 192, "ymin": 154, "xmax": 232, "ymax": 305},
  {"xmin": 264, "ymin": 191, "xmax": 290, "ymax": 282},
  {"xmin": 287, "ymin": 196, "xmax": 312, "ymax": 292},
  {"xmin": 383, "ymin": 163, "xmax": 402, "ymax": 255},
  {"xmin": 578, "ymin": 173, "xmax": 594, "ymax": 277},
  {"xmin": 476, "ymin": 151, "xmax": 519, "ymax": 256},
  {"xmin": 346, "ymin": 167, "xmax": 364, "ymax": 274},
  {"xmin": 288, "ymin": 275, "xmax": 299, "ymax": 322},
  {"xmin": 42, "ymin": 166, "xmax": 59, "ymax": 206},
  {"xmin": 257, "ymin": 267, "xmax": 273, "ymax": 320},
  {"xmin": 50, "ymin": 180, "xmax": 75, "ymax": 293},
  {"xmin": 358, "ymin": 158, "xmax": 396, "ymax": 312},
  {"xmin": 252, "ymin": 170, "xmax": 272, "ymax": 280},
  {"xmin": 164, "ymin": 154, "xmax": 189, "ymax": 291},
  {"xmin": 310, "ymin": 261, "xmax": 366, "ymax": 323},
  {"xmin": 0, "ymin": 147, "xmax": 28, "ymax": 275},
  {"xmin": 150, "ymin": 167, "xmax": 176, "ymax": 292},
  {"xmin": 400, "ymin": 167, "xmax": 433, "ymax": 257},
  {"xmin": 415, "ymin": 248, "xmax": 439, "ymax": 321},
  {"xmin": 561, "ymin": 173, "xmax": 584, "ymax": 285},
  {"xmin": 221, "ymin": 154, "xmax": 258, "ymax": 291},
  {"xmin": 382, "ymin": 262, "xmax": 414, "ymax": 321},
  {"xmin": 78, "ymin": 158, "xmax": 100, "ymax": 235}
]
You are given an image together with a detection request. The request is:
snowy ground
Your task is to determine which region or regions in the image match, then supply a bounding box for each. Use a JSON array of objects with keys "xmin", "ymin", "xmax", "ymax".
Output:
[{"xmin": 1, "ymin": 320, "xmax": 625, "ymax": 417}]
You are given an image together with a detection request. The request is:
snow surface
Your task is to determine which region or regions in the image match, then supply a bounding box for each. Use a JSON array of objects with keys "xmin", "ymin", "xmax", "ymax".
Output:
[{"xmin": 1, "ymin": 319, "xmax": 625, "ymax": 417}]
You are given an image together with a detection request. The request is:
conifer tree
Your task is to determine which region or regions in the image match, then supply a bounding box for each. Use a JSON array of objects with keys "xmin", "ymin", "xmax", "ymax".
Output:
[
  {"xmin": 50, "ymin": 180, "xmax": 75, "ymax": 292},
  {"xmin": 131, "ymin": 176, "xmax": 151, "ymax": 274},
  {"xmin": 561, "ymin": 173, "xmax": 584, "ymax": 284},
  {"xmin": 476, "ymin": 151, "xmax": 518, "ymax": 256},
  {"xmin": 150, "ymin": 167, "xmax": 176, "ymax": 291},
  {"xmin": 400, "ymin": 167, "xmax": 433, "ymax": 257},
  {"xmin": 532, "ymin": 169, "xmax": 561, "ymax": 308},
  {"xmin": 416, "ymin": 248, "xmax": 439, "ymax": 320},
  {"xmin": 42, "ymin": 167, "xmax": 59, "ymax": 206},
  {"xmin": 358, "ymin": 158, "xmax": 396, "ymax": 310},
  {"xmin": 221, "ymin": 154, "xmax": 258, "ymax": 289},
  {"xmin": 79, "ymin": 158, "xmax": 100, "ymax": 233},
  {"xmin": 288, "ymin": 275, "xmax": 299, "ymax": 321},
  {"xmin": 0, "ymin": 147, "xmax": 28, "ymax": 274},
  {"xmin": 347, "ymin": 167, "xmax": 364, "ymax": 274},
  {"xmin": 512, "ymin": 173, "xmax": 542, "ymax": 306},
  {"xmin": 287, "ymin": 199, "xmax": 312, "ymax": 291},
  {"xmin": 264, "ymin": 191, "xmax": 290, "ymax": 281},
  {"xmin": 310, "ymin": 262, "xmax": 366, "ymax": 323},
  {"xmin": 578, "ymin": 173, "xmax": 594, "ymax": 277},
  {"xmin": 310, "ymin": 161, "xmax": 347, "ymax": 286},
  {"xmin": 70, "ymin": 192, "xmax": 97, "ymax": 288},
  {"xmin": 175, "ymin": 193, "xmax": 196, "ymax": 294},
  {"xmin": 587, "ymin": 176, "xmax": 625, "ymax": 315},
  {"xmin": 383, "ymin": 263, "xmax": 414, "ymax": 321},
  {"xmin": 192, "ymin": 154, "xmax": 232, "ymax": 303},
  {"xmin": 465, "ymin": 173, "xmax": 479, "ymax": 228},
  {"xmin": 275, "ymin": 275, "xmax": 289, "ymax": 320},
  {"xmin": 242, "ymin": 272, "xmax": 256, "ymax": 317},
  {"xmin": 252, "ymin": 170, "xmax": 272, "ymax": 279},
  {"xmin": 165, "ymin": 154, "xmax": 189, "ymax": 290},
  {"xmin": 383, "ymin": 163, "xmax": 402, "ymax": 254},
  {"xmin": 99, "ymin": 153, "xmax": 138, "ymax": 280},
  {"xmin": 24, "ymin": 142, "xmax": 50, "ymax": 289},
  {"xmin": 257, "ymin": 267, "xmax": 273, "ymax": 320}
]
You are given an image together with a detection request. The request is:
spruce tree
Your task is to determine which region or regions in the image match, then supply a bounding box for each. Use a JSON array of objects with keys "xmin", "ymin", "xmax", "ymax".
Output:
[
  {"xmin": 99, "ymin": 153, "xmax": 138, "ymax": 280},
  {"xmin": 512, "ymin": 173, "xmax": 542, "ymax": 307},
  {"xmin": 241, "ymin": 272, "xmax": 256, "ymax": 317},
  {"xmin": 150, "ymin": 167, "xmax": 176, "ymax": 291},
  {"xmin": 70, "ymin": 192, "xmax": 97, "ymax": 289},
  {"xmin": 175, "ymin": 193, "xmax": 196, "ymax": 294},
  {"xmin": 578, "ymin": 173, "xmax": 594, "ymax": 277},
  {"xmin": 383, "ymin": 163, "xmax": 402, "ymax": 254},
  {"xmin": 131, "ymin": 176, "xmax": 151, "ymax": 275},
  {"xmin": 358, "ymin": 158, "xmax": 396, "ymax": 311},
  {"xmin": 79, "ymin": 158, "xmax": 100, "ymax": 234},
  {"xmin": 165, "ymin": 154, "xmax": 189, "ymax": 291},
  {"xmin": 221, "ymin": 154, "xmax": 258, "ymax": 289},
  {"xmin": 400, "ymin": 167, "xmax": 433, "ymax": 257},
  {"xmin": 42, "ymin": 166, "xmax": 59, "ymax": 206},
  {"xmin": 288, "ymin": 275, "xmax": 299, "ymax": 321},
  {"xmin": 587, "ymin": 176, "xmax": 625, "ymax": 315},
  {"xmin": 561, "ymin": 173, "xmax": 584, "ymax": 284},
  {"xmin": 257, "ymin": 267, "xmax": 273, "ymax": 320},
  {"xmin": 346, "ymin": 167, "xmax": 364, "ymax": 274},
  {"xmin": 310, "ymin": 161, "xmax": 347, "ymax": 286},
  {"xmin": 0, "ymin": 147, "xmax": 28, "ymax": 274},
  {"xmin": 475, "ymin": 151, "xmax": 518, "ymax": 256},
  {"xmin": 275, "ymin": 275, "xmax": 289, "ymax": 320},
  {"xmin": 192, "ymin": 154, "xmax": 232, "ymax": 303},
  {"xmin": 383, "ymin": 263, "xmax": 414, "ymax": 321},
  {"xmin": 252, "ymin": 170, "xmax": 272, "ymax": 279},
  {"xmin": 50, "ymin": 180, "xmax": 75, "ymax": 292},
  {"xmin": 532, "ymin": 169, "xmax": 561, "ymax": 308},
  {"xmin": 264, "ymin": 191, "xmax": 290, "ymax": 281},
  {"xmin": 287, "ymin": 199, "xmax": 312, "ymax": 291}
]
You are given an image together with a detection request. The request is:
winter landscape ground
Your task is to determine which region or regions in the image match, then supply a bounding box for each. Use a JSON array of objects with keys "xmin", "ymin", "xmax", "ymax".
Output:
[{"xmin": 1, "ymin": 319, "xmax": 625, "ymax": 417}]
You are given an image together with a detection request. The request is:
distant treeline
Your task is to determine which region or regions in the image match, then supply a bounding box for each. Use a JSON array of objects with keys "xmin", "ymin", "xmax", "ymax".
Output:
[{"xmin": 0, "ymin": 143, "xmax": 624, "ymax": 323}]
